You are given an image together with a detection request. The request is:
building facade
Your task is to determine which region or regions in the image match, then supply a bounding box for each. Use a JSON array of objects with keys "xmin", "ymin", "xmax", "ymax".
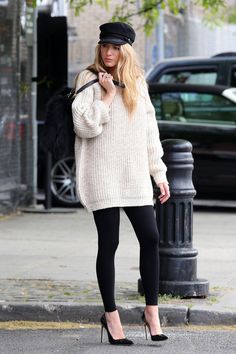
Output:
[
  {"xmin": 67, "ymin": 0, "xmax": 236, "ymax": 83},
  {"xmin": 0, "ymin": 0, "xmax": 33, "ymax": 215}
]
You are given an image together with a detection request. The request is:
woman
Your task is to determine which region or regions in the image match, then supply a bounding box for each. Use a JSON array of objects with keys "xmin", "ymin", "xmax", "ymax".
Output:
[{"xmin": 72, "ymin": 22, "xmax": 170, "ymax": 346}]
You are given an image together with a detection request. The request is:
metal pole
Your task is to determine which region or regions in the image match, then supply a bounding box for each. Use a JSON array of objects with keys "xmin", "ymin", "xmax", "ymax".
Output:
[
  {"xmin": 31, "ymin": 6, "xmax": 38, "ymax": 206},
  {"xmin": 156, "ymin": 6, "xmax": 164, "ymax": 61},
  {"xmin": 16, "ymin": 0, "xmax": 21, "ymax": 192}
]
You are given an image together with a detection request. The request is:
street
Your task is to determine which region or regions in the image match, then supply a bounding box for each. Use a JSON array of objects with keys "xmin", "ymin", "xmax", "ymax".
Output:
[
  {"xmin": 0, "ymin": 207, "xmax": 236, "ymax": 325},
  {"xmin": 1, "ymin": 1, "xmax": 236, "ymax": 351},
  {"xmin": 0, "ymin": 324, "xmax": 236, "ymax": 354}
]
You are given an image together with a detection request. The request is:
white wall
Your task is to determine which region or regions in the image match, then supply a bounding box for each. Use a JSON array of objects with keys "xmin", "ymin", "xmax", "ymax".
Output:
[{"xmin": 179, "ymin": 17, "xmax": 236, "ymax": 57}]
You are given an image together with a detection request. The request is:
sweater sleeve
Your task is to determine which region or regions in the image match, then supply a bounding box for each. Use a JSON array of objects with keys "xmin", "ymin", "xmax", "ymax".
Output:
[
  {"xmin": 142, "ymin": 80, "xmax": 168, "ymax": 186},
  {"xmin": 72, "ymin": 70, "xmax": 110, "ymax": 138}
]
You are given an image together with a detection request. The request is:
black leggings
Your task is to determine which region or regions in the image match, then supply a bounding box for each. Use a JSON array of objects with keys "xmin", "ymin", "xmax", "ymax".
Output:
[{"xmin": 93, "ymin": 205, "xmax": 160, "ymax": 312}]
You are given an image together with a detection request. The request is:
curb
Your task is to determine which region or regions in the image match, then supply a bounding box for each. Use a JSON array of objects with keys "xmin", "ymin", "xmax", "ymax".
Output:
[
  {"xmin": 189, "ymin": 306, "xmax": 236, "ymax": 326},
  {"xmin": 0, "ymin": 303, "xmax": 235, "ymax": 326}
]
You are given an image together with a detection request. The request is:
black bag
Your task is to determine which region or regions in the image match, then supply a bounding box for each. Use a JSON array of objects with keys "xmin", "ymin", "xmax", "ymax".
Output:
[
  {"xmin": 41, "ymin": 78, "xmax": 98, "ymax": 160},
  {"xmin": 41, "ymin": 70, "xmax": 124, "ymax": 160}
]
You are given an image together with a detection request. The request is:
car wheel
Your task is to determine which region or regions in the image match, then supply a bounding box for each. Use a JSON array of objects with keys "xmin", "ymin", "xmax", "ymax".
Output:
[{"xmin": 50, "ymin": 156, "xmax": 82, "ymax": 207}]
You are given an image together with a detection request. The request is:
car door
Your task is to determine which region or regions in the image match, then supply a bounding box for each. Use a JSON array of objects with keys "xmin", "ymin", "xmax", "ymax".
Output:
[{"xmin": 149, "ymin": 84, "xmax": 236, "ymax": 198}]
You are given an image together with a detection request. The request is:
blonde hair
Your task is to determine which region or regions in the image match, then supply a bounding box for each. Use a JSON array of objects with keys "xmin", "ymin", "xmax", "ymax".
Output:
[{"xmin": 87, "ymin": 43, "xmax": 145, "ymax": 116}]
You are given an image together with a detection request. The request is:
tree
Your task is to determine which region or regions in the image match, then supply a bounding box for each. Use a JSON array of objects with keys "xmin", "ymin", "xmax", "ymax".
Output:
[{"xmin": 67, "ymin": 0, "xmax": 227, "ymax": 34}]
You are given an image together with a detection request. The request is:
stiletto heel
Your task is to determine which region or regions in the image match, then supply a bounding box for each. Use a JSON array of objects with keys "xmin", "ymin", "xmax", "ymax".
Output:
[
  {"xmin": 144, "ymin": 322, "xmax": 148, "ymax": 340},
  {"xmin": 142, "ymin": 311, "xmax": 168, "ymax": 342},
  {"xmin": 101, "ymin": 323, "xmax": 104, "ymax": 343},
  {"xmin": 100, "ymin": 313, "xmax": 133, "ymax": 345}
]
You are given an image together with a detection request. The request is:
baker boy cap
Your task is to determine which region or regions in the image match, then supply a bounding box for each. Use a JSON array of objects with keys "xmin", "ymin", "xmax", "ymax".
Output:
[{"xmin": 98, "ymin": 22, "xmax": 136, "ymax": 46}]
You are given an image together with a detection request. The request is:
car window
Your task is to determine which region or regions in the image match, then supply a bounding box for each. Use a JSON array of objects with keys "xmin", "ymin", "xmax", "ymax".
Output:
[
  {"xmin": 150, "ymin": 92, "xmax": 236, "ymax": 126},
  {"xmin": 231, "ymin": 66, "xmax": 236, "ymax": 87},
  {"xmin": 158, "ymin": 68, "xmax": 217, "ymax": 85}
]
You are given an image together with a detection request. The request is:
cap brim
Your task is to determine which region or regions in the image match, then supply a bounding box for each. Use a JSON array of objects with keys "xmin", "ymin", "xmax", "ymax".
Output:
[{"xmin": 98, "ymin": 37, "xmax": 126, "ymax": 45}]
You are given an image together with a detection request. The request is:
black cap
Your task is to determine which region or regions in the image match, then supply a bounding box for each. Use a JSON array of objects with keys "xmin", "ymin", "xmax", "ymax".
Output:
[{"xmin": 98, "ymin": 22, "xmax": 135, "ymax": 46}]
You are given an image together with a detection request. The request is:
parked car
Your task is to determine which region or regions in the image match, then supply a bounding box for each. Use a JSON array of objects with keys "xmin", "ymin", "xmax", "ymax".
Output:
[
  {"xmin": 38, "ymin": 53, "xmax": 236, "ymax": 207},
  {"xmin": 149, "ymin": 83, "xmax": 236, "ymax": 199},
  {"xmin": 146, "ymin": 52, "xmax": 236, "ymax": 86},
  {"xmin": 37, "ymin": 83, "xmax": 236, "ymax": 206},
  {"xmin": 37, "ymin": 121, "xmax": 80, "ymax": 207}
]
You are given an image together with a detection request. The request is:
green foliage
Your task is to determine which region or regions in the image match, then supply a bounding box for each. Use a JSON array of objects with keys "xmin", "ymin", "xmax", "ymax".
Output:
[
  {"xmin": 227, "ymin": 8, "xmax": 236, "ymax": 24},
  {"xmin": 139, "ymin": 0, "xmax": 186, "ymax": 34},
  {"xmin": 20, "ymin": 82, "xmax": 30, "ymax": 95},
  {"xmin": 31, "ymin": 0, "xmax": 227, "ymax": 34},
  {"xmin": 69, "ymin": 0, "xmax": 111, "ymax": 16},
  {"xmin": 195, "ymin": 0, "xmax": 226, "ymax": 27},
  {"xmin": 26, "ymin": 0, "xmax": 37, "ymax": 7},
  {"xmin": 159, "ymin": 293, "xmax": 181, "ymax": 302},
  {"xmin": 196, "ymin": 0, "xmax": 225, "ymax": 11}
]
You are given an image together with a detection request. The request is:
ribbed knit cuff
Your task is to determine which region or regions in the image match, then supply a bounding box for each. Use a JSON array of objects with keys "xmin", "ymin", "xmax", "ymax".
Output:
[{"xmin": 153, "ymin": 171, "xmax": 169, "ymax": 186}]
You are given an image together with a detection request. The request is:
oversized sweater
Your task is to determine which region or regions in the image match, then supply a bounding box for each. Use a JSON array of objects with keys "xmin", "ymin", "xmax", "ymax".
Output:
[{"xmin": 72, "ymin": 69, "xmax": 168, "ymax": 212}]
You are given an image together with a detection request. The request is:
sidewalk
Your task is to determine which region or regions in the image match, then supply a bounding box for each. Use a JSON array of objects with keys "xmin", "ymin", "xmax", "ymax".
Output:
[{"xmin": 0, "ymin": 207, "xmax": 236, "ymax": 326}]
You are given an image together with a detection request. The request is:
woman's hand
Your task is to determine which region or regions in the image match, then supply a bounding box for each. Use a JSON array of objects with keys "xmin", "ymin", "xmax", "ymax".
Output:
[
  {"xmin": 158, "ymin": 182, "xmax": 170, "ymax": 204},
  {"xmin": 99, "ymin": 72, "xmax": 116, "ymax": 96},
  {"xmin": 99, "ymin": 72, "xmax": 116, "ymax": 107}
]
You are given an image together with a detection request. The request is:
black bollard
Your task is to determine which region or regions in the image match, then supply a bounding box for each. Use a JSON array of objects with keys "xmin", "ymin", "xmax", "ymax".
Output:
[
  {"xmin": 156, "ymin": 139, "xmax": 209, "ymax": 297},
  {"xmin": 137, "ymin": 139, "xmax": 209, "ymax": 298}
]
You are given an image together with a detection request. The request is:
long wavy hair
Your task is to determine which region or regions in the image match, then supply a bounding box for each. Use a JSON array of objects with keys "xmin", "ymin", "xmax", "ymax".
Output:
[{"xmin": 87, "ymin": 43, "xmax": 145, "ymax": 116}]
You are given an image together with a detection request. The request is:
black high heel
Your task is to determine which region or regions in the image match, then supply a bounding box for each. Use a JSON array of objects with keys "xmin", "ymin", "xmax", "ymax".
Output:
[
  {"xmin": 142, "ymin": 311, "xmax": 168, "ymax": 341},
  {"xmin": 100, "ymin": 313, "xmax": 134, "ymax": 345}
]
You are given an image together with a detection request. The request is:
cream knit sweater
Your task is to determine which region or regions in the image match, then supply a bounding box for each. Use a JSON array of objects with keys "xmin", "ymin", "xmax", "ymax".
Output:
[{"xmin": 72, "ymin": 69, "xmax": 168, "ymax": 212}]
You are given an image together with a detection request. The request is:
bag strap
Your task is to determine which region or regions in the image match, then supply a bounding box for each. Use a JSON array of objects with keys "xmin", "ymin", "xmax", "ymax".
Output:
[
  {"xmin": 75, "ymin": 72, "xmax": 125, "ymax": 96},
  {"xmin": 87, "ymin": 67, "xmax": 124, "ymax": 87},
  {"xmin": 75, "ymin": 78, "xmax": 98, "ymax": 95}
]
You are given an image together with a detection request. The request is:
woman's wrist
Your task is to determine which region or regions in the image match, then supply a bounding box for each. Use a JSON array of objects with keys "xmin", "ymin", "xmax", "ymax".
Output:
[{"xmin": 102, "ymin": 91, "xmax": 116, "ymax": 107}]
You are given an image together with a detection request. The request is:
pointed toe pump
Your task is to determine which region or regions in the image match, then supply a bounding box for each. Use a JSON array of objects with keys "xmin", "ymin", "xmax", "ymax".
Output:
[
  {"xmin": 142, "ymin": 311, "xmax": 168, "ymax": 342},
  {"xmin": 100, "ymin": 314, "xmax": 134, "ymax": 345}
]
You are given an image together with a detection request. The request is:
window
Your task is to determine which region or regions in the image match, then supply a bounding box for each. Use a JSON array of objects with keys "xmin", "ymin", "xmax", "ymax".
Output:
[
  {"xmin": 158, "ymin": 68, "xmax": 218, "ymax": 85},
  {"xmin": 150, "ymin": 91, "xmax": 236, "ymax": 126}
]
